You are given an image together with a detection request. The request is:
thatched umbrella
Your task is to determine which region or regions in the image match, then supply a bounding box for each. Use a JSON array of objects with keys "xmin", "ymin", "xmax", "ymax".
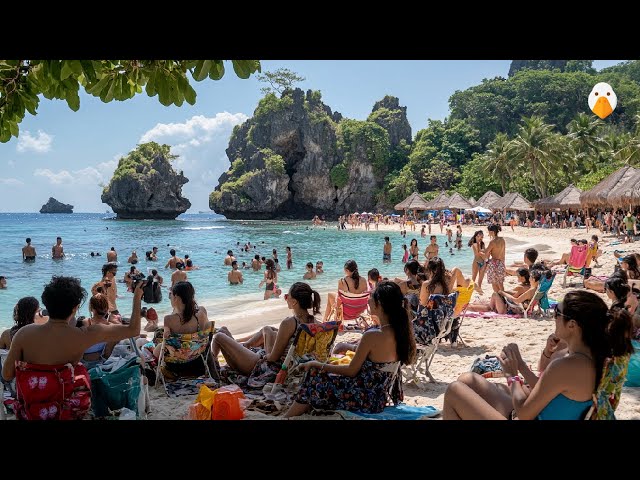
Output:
[
  {"xmin": 468, "ymin": 196, "xmax": 476, "ymax": 205},
  {"xmin": 606, "ymin": 169, "xmax": 640, "ymax": 208},
  {"xmin": 493, "ymin": 192, "xmax": 534, "ymax": 211},
  {"xmin": 427, "ymin": 191, "xmax": 450, "ymax": 210},
  {"xmin": 475, "ymin": 190, "xmax": 502, "ymax": 209},
  {"xmin": 536, "ymin": 184, "xmax": 583, "ymax": 210},
  {"xmin": 580, "ymin": 166, "xmax": 638, "ymax": 209},
  {"xmin": 446, "ymin": 192, "xmax": 473, "ymax": 210},
  {"xmin": 394, "ymin": 192, "xmax": 431, "ymax": 211}
]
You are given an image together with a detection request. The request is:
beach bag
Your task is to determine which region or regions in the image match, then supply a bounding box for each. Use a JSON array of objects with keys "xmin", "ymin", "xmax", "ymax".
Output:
[
  {"xmin": 89, "ymin": 356, "xmax": 142, "ymax": 418},
  {"xmin": 470, "ymin": 355, "xmax": 502, "ymax": 375}
]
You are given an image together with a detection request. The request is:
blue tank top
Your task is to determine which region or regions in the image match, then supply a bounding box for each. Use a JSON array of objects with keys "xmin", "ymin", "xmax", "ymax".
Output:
[{"xmin": 537, "ymin": 393, "xmax": 592, "ymax": 420}]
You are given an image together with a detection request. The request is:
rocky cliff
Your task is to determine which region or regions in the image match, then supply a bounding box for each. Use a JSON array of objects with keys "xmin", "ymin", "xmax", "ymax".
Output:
[
  {"xmin": 101, "ymin": 142, "xmax": 191, "ymax": 220},
  {"xmin": 40, "ymin": 197, "xmax": 73, "ymax": 213},
  {"xmin": 209, "ymin": 89, "xmax": 411, "ymax": 219}
]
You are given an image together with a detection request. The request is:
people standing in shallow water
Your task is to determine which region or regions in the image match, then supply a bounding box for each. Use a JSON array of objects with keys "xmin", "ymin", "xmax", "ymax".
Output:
[
  {"xmin": 51, "ymin": 237, "xmax": 64, "ymax": 259},
  {"xmin": 259, "ymin": 259, "xmax": 281, "ymax": 299},
  {"xmin": 286, "ymin": 246, "xmax": 293, "ymax": 269},
  {"xmin": 22, "ymin": 238, "xmax": 36, "ymax": 262},
  {"xmin": 223, "ymin": 250, "xmax": 235, "ymax": 266},
  {"xmin": 127, "ymin": 250, "xmax": 138, "ymax": 264},
  {"xmin": 107, "ymin": 247, "xmax": 117, "ymax": 263},
  {"xmin": 315, "ymin": 261, "xmax": 324, "ymax": 274},
  {"xmin": 171, "ymin": 262, "xmax": 188, "ymax": 288},
  {"xmin": 468, "ymin": 230, "xmax": 486, "ymax": 294},
  {"xmin": 0, "ymin": 276, "xmax": 6, "ymax": 289},
  {"xmin": 228, "ymin": 260, "xmax": 243, "ymax": 285},
  {"xmin": 303, "ymin": 262, "xmax": 317, "ymax": 280},
  {"xmin": 165, "ymin": 249, "xmax": 184, "ymax": 269},
  {"xmin": 252, "ymin": 254, "xmax": 261, "ymax": 271},
  {"xmin": 383, "ymin": 237, "xmax": 392, "ymax": 264}
]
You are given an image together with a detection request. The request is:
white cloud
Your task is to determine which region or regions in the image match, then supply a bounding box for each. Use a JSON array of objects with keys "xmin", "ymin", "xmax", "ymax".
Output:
[
  {"xmin": 8, "ymin": 159, "xmax": 15, "ymax": 167},
  {"xmin": 140, "ymin": 112, "xmax": 247, "ymax": 144},
  {"xmin": 33, "ymin": 155, "xmax": 119, "ymax": 186},
  {"xmin": 16, "ymin": 130, "xmax": 54, "ymax": 153},
  {"xmin": 138, "ymin": 112, "xmax": 249, "ymax": 211},
  {"xmin": 0, "ymin": 178, "xmax": 24, "ymax": 186}
]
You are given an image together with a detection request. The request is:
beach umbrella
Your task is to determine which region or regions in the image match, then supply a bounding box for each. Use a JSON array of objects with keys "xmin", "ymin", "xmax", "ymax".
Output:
[
  {"xmin": 468, "ymin": 206, "xmax": 493, "ymax": 213},
  {"xmin": 492, "ymin": 192, "xmax": 534, "ymax": 211},
  {"xmin": 395, "ymin": 192, "xmax": 431, "ymax": 211},
  {"xmin": 605, "ymin": 169, "xmax": 640, "ymax": 208},
  {"xmin": 535, "ymin": 184, "xmax": 583, "ymax": 210}
]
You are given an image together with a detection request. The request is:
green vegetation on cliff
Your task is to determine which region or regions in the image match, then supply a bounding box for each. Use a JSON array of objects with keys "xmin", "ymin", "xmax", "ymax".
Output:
[
  {"xmin": 107, "ymin": 142, "xmax": 176, "ymax": 188},
  {"xmin": 337, "ymin": 119, "xmax": 390, "ymax": 176}
]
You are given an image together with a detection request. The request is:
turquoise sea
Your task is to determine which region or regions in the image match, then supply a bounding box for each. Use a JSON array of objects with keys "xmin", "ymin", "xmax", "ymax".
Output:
[{"xmin": 0, "ymin": 213, "xmax": 476, "ymax": 332}]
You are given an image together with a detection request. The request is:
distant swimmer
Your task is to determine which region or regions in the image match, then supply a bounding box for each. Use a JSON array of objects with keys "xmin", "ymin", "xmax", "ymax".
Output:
[
  {"xmin": 165, "ymin": 249, "xmax": 184, "ymax": 269},
  {"xmin": 228, "ymin": 260, "xmax": 244, "ymax": 285},
  {"xmin": 151, "ymin": 246, "xmax": 158, "ymax": 260},
  {"xmin": 185, "ymin": 259, "xmax": 199, "ymax": 271},
  {"xmin": 251, "ymin": 254, "xmax": 261, "ymax": 271},
  {"xmin": 0, "ymin": 276, "xmax": 6, "ymax": 289},
  {"xmin": 315, "ymin": 261, "xmax": 324, "ymax": 274},
  {"xmin": 51, "ymin": 236, "xmax": 64, "ymax": 259},
  {"xmin": 303, "ymin": 262, "xmax": 317, "ymax": 280},
  {"xmin": 107, "ymin": 247, "xmax": 117, "ymax": 262},
  {"xmin": 224, "ymin": 250, "xmax": 236, "ymax": 266},
  {"xmin": 171, "ymin": 262, "xmax": 188, "ymax": 287},
  {"xmin": 127, "ymin": 250, "xmax": 138, "ymax": 264},
  {"xmin": 22, "ymin": 237, "xmax": 36, "ymax": 262},
  {"xmin": 383, "ymin": 237, "xmax": 392, "ymax": 264}
]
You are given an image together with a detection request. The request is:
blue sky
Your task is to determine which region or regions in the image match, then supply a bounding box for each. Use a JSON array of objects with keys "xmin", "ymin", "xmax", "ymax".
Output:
[{"xmin": 0, "ymin": 60, "xmax": 625, "ymax": 212}]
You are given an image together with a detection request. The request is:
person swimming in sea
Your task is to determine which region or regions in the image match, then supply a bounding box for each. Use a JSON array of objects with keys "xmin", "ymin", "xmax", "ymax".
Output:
[{"xmin": 22, "ymin": 238, "xmax": 36, "ymax": 262}]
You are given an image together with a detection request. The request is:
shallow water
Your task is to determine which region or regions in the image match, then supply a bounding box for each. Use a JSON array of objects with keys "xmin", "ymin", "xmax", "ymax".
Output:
[{"xmin": 0, "ymin": 213, "xmax": 476, "ymax": 331}]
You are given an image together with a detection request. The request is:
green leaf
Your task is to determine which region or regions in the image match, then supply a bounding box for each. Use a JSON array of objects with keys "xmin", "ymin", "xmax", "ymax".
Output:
[
  {"xmin": 9, "ymin": 121, "xmax": 19, "ymax": 137},
  {"xmin": 66, "ymin": 89, "xmax": 80, "ymax": 111},
  {"xmin": 208, "ymin": 61, "xmax": 225, "ymax": 80},
  {"xmin": 102, "ymin": 78, "xmax": 117, "ymax": 102},
  {"xmin": 192, "ymin": 60, "xmax": 212, "ymax": 81},
  {"xmin": 184, "ymin": 82, "xmax": 196, "ymax": 105},
  {"xmin": 60, "ymin": 61, "xmax": 74, "ymax": 80},
  {"xmin": 86, "ymin": 76, "xmax": 110, "ymax": 95},
  {"xmin": 0, "ymin": 127, "xmax": 11, "ymax": 143},
  {"xmin": 145, "ymin": 69, "xmax": 157, "ymax": 97},
  {"xmin": 232, "ymin": 60, "xmax": 258, "ymax": 79}
]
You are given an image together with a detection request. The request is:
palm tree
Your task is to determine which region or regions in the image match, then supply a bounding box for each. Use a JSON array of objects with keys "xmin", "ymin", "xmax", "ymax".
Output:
[
  {"xmin": 567, "ymin": 113, "xmax": 604, "ymax": 172},
  {"xmin": 510, "ymin": 116, "xmax": 565, "ymax": 199},
  {"xmin": 481, "ymin": 132, "xmax": 515, "ymax": 195}
]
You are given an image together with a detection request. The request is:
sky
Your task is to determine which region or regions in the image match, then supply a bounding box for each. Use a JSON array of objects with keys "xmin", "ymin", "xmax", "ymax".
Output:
[{"xmin": 0, "ymin": 60, "xmax": 625, "ymax": 213}]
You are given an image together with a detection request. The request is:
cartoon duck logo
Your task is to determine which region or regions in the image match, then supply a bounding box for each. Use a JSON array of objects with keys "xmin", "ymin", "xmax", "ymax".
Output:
[{"xmin": 588, "ymin": 82, "xmax": 617, "ymax": 119}]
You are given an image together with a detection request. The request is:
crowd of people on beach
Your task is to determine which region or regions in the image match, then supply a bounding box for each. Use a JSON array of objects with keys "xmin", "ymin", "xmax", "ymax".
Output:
[{"xmin": 2, "ymin": 209, "xmax": 640, "ymax": 421}]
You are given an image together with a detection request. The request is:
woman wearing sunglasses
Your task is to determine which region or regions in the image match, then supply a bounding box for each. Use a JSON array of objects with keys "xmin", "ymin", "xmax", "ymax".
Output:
[
  {"xmin": 211, "ymin": 282, "xmax": 321, "ymax": 388},
  {"xmin": 0, "ymin": 297, "xmax": 43, "ymax": 349},
  {"xmin": 443, "ymin": 290, "xmax": 633, "ymax": 419}
]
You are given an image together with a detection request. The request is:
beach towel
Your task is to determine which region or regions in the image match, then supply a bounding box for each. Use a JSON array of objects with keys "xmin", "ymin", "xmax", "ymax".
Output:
[
  {"xmin": 336, "ymin": 403, "xmax": 441, "ymax": 420},
  {"xmin": 165, "ymin": 377, "xmax": 218, "ymax": 397}
]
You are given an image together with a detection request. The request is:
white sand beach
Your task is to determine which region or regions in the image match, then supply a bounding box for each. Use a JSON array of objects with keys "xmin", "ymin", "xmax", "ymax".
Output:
[{"xmin": 140, "ymin": 224, "xmax": 640, "ymax": 420}]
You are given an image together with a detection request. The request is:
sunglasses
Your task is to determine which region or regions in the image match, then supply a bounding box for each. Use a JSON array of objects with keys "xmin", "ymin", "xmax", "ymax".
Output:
[{"xmin": 554, "ymin": 305, "xmax": 570, "ymax": 320}]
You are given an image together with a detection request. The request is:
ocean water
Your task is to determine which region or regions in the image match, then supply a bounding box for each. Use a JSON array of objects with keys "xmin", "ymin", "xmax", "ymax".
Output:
[{"xmin": 0, "ymin": 213, "xmax": 475, "ymax": 331}]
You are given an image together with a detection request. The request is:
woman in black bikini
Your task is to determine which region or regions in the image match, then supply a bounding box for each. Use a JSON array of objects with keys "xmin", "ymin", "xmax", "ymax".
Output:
[
  {"xmin": 259, "ymin": 258, "xmax": 281, "ymax": 300},
  {"xmin": 409, "ymin": 239, "xmax": 420, "ymax": 261}
]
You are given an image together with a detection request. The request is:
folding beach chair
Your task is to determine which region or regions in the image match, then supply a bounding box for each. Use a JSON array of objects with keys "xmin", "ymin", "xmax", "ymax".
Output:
[
  {"xmin": 404, "ymin": 291, "xmax": 458, "ymax": 386},
  {"xmin": 524, "ymin": 273, "xmax": 556, "ymax": 318},
  {"xmin": 584, "ymin": 354, "xmax": 630, "ymax": 420},
  {"xmin": 271, "ymin": 321, "xmax": 341, "ymax": 393},
  {"xmin": 327, "ymin": 291, "xmax": 371, "ymax": 330},
  {"xmin": 155, "ymin": 322, "xmax": 216, "ymax": 396},
  {"xmin": 561, "ymin": 245, "xmax": 588, "ymax": 287},
  {"xmin": 447, "ymin": 281, "xmax": 475, "ymax": 346}
]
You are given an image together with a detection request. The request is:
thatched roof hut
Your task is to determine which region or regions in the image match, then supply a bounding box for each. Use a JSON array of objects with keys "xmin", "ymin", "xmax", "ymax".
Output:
[
  {"xmin": 535, "ymin": 184, "xmax": 583, "ymax": 210},
  {"xmin": 492, "ymin": 192, "xmax": 534, "ymax": 211},
  {"xmin": 426, "ymin": 191, "xmax": 450, "ymax": 210},
  {"xmin": 468, "ymin": 196, "xmax": 476, "ymax": 205},
  {"xmin": 605, "ymin": 169, "xmax": 640, "ymax": 208},
  {"xmin": 580, "ymin": 166, "xmax": 638, "ymax": 208},
  {"xmin": 475, "ymin": 191, "xmax": 502, "ymax": 209},
  {"xmin": 395, "ymin": 192, "xmax": 431, "ymax": 211},
  {"xmin": 446, "ymin": 192, "xmax": 473, "ymax": 210}
]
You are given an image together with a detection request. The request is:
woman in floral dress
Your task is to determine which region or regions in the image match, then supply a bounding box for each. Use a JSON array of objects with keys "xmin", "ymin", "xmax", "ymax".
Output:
[{"xmin": 285, "ymin": 281, "xmax": 416, "ymax": 417}]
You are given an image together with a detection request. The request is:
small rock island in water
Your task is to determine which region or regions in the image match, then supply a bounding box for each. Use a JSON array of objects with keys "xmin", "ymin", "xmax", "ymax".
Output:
[
  {"xmin": 40, "ymin": 197, "xmax": 74, "ymax": 214},
  {"xmin": 101, "ymin": 142, "xmax": 191, "ymax": 220}
]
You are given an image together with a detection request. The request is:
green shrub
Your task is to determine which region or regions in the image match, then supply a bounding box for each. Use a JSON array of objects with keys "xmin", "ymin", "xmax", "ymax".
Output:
[{"xmin": 330, "ymin": 163, "xmax": 349, "ymax": 189}]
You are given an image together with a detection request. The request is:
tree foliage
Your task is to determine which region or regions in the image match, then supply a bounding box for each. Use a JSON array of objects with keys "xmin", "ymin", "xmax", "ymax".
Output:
[
  {"xmin": 256, "ymin": 68, "xmax": 305, "ymax": 95},
  {"xmin": 106, "ymin": 142, "xmax": 176, "ymax": 191},
  {"xmin": 0, "ymin": 60, "xmax": 261, "ymax": 143}
]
